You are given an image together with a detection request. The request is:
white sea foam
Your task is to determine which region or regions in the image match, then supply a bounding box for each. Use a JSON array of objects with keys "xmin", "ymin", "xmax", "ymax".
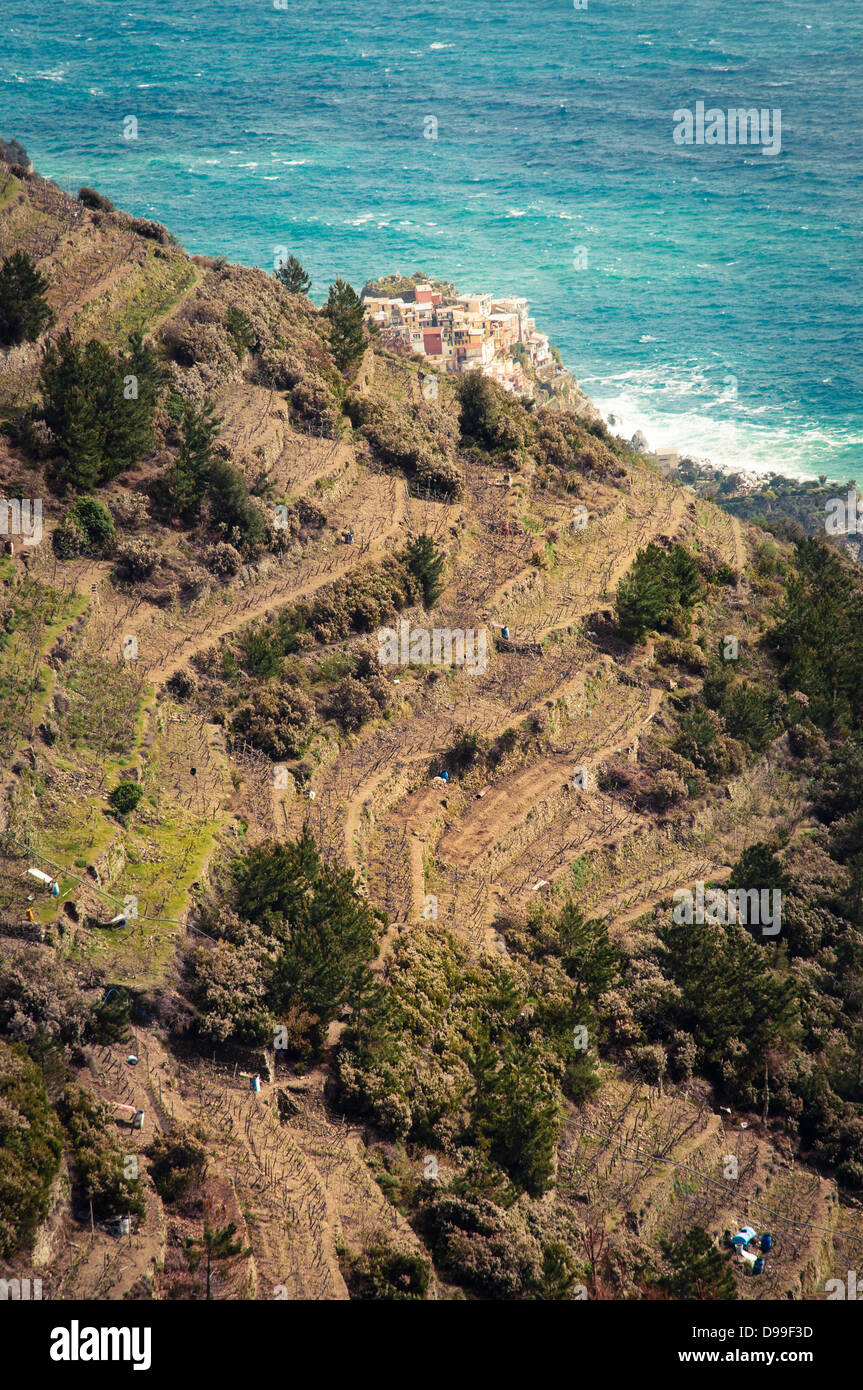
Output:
[{"xmin": 592, "ymin": 388, "xmax": 858, "ymax": 481}]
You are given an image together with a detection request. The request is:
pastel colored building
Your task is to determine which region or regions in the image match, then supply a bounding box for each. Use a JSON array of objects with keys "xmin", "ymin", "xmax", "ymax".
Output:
[{"xmin": 362, "ymin": 281, "xmax": 554, "ymax": 387}]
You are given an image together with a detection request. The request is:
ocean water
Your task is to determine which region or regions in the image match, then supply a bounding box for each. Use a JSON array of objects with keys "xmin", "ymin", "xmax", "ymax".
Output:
[{"xmin": 2, "ymin": 0, "xmax": 862, "ymax": 479}]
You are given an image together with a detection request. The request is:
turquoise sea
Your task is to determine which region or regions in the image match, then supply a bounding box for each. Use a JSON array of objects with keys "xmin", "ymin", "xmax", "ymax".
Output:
[{"xmin": 2, "ymin": 0, "xmax": 862, "ymax": 478}]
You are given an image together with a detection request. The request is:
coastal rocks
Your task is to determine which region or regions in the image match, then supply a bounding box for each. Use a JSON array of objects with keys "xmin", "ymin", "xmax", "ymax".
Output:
[
  {"xmin": 530, "ymin": 366, "xmax": 602, "ymax": 424},
  {"xmin": 631, "ymin": 430, "xmax": 650, "ymax": 452}
]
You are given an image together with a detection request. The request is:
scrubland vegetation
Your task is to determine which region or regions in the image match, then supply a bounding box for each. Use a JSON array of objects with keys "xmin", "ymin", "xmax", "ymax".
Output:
[{"xmin": 1, "ymin": 166, "xmax": 862, "ymax": 1302}]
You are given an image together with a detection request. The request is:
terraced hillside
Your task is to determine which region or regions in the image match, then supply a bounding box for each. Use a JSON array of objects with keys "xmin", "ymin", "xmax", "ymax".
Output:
[{"xmin": 2, "ymin": 164, "xmax": 863, "ymax": 1303}]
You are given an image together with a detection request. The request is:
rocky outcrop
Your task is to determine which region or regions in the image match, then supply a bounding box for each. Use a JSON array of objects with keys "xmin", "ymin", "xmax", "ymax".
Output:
[
  {"xmin": 0, "ymin": 136, "xmax": 32, "ymax": 171},
  {"xmin": 525, "ymin": 363, "xmax": 603, "ymax": 424}
]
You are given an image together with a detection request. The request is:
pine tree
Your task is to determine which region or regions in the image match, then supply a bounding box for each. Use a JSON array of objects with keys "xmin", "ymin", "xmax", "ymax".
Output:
[
  {"xmin": 40, "ymin": 331, "xmax": 157, "ymax": 488},
  {"xmin": 165, "ymin": 399, "xmax": 221, "ymax": 520},
  {"xmin": 207, "ymin": 456, "xmax": 267, "ymax": 553},
  {"xmin": 657, "ymin": 1227, "xmax": 737, "ymax": 1300},
  {"xmin": 728, "ymin": 842, "xmax": 788, "ymax": 895},
  {"xmin": 184, "ymin": 1221, "xmax": 249, "ymax": 1299},
  {"xmin": 615, "ymin": 542, "xmax": 703, "ymax": 644},
  {"xmin": 326, "ymin": 278, "xmax": 366, "ymax": 373},
  {"xmin": 471, "ymin": 1037, "xmax": 559, "ymax": 1197},
  {"xmin": 0, "ymin": 251, "xmax": 54, "ymax": 346},
  {"xmin": 232, "ymin": 828, "xmax": 382, "ymax": 1048},
  {"xmin": 404, "ymin": 533, "xmax": 445, "ymax": 608},
  {"xmin": 615, "ymin": 545, "xmax": 669, "ymax": 643},
  {"xmin": 275, "ymin": 255, "xmax": 311, "ymax": 295},
  {"xmin": 40, "ymin": 334, "xmax": 105, "ymax": 490},
  {"xmin": 225, "ymin": 306, "xmax": 256, "ymax": 357},
  {"xmin": 666, "ymin": 544, "xmax": 702, "ymax": 608},
  {"xmin": 533, "ymin": 1243, "xmax": 579, "ymax": 1301},
  {"xmin": 456, "ymin": 370, "xmax": 505, "ymax": 447},
  {"xmin": 108, "ymin": 332, "xmax": 158, "ymax": 471},
  {"xmin": 659, "ymin": 912, "xmax": 797, "ymax": 1096},
  {"xmin": 773, "ymin": 538, "xmax": 863, "ymax": 730},
  {"xmin": 557, "ymin": 901, "xmax": 620, "ymax": 1002}
]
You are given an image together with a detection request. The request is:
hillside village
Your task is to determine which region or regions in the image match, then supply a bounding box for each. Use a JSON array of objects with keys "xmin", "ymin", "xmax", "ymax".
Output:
[
  {"xmin": 2, "ymin": 158, "xmax": 863, "ymax": 1307},
  {"xmin": 362, "ymin": 275, "xmax": 554, "ymax": 392}
]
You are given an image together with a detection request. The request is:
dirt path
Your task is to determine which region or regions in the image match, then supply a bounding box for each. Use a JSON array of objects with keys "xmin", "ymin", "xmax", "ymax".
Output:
[{"xmin": 731, "ymin": 515, "xmax": 748, "ymax": 576}]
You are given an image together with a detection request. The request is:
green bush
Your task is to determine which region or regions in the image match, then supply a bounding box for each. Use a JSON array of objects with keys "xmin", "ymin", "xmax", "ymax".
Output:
[
  {"xmin": 71, "ymin": 496, "xmax": 115, "ymax": 548},
  {"xmin": 675, "ymin": 704, "xmax": 744, "ymax": 778},
  {"xmin": 456, "ymin": 371, "xmax": 533, "ymax": 453},
  {"xmin": 415, "ymin": 1189, "xmax": 549, "ymax": 1299},
  {"xmin": 56, "ymin": 1084, "xmax": 145, "ymax": 1223},
  {"xmin": 536, "ymin": 408, "xmax": 622, "ymax": 482},
  {"xmin": 147, "ymin": 1129, "xmax": 207, "ymax": 1205},
  {"xmin": 52, "ymin": 495, "xmax": 116, "ymax": 559},
  {"xmin": 191, "ymin": 828, "xmax": 382, "ymax": 1054},
  {"xmin": 343, "ymin": 1240, "xmax": 429, "ymax": 1300},
  {"xmin": 281, "ymin": 557, "xmax": 421, "ymax": 646},
  {"xmin": 109, "ymin": 780, "xmax": 143, "ymax": 817},
  {"xmin": 652, "ymin": 1227, "xmax": 738, "ymax": 1301},
  {"xmin": 346, "ymin": 393, "xmax": 463, "ymax": 500},
  {"xmin": 77, "ymin": 186, "xmax": 114, "ymax": 212},
  {"xmin": 230, "ymin": 685, "xmax": 314, "ymax": 759},
  {"xmin": 0, "ymin": 1042, "xmax": 63, "ymax": 1258},
  {"xmin": 615, "ymin": 543, "xmax": 703, "ymax": 643}
]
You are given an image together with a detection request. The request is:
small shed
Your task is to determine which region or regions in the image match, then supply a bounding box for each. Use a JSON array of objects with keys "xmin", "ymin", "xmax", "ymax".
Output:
[{"xmin": 27, "ymin": 867, "xmax": 54, "ymax": 888}]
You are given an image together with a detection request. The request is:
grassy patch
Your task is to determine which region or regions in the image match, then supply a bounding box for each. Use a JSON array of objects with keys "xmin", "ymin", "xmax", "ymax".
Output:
[
  {"xmin": 0, "ymin": 173, "xmax": 21, "ymax": 211},
  {"xmin": 0, "ymin": 575, "xmax": 85, "ymax": 758},
  {"xmin": 72, "ymin": 246, "xmax": 198, "ymax": 348}
]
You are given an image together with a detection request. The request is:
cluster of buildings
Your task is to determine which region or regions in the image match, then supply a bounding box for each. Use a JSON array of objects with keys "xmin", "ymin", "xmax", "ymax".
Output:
[{"xmin": 362, "ymin": 282, "xmax": 554, "ymax": 391}]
